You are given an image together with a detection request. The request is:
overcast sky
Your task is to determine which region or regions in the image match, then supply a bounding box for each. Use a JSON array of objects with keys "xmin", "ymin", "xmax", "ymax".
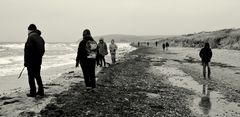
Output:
[{"xmin": 0, "ymin": 0, "xmax": 240, "ymax": 42}]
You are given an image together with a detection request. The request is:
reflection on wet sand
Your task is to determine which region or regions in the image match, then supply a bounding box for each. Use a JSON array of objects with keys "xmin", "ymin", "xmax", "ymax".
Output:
[{"xmin": 199, "ymin": 84, "xmax": 211, "ymax": 115}]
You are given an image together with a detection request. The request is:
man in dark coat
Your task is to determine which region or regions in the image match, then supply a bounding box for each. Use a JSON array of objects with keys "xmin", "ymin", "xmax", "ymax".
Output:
[
  {"xmin": 199, "ymin": 43, "xmax": 212, "ymax": 80},
  {"xmin": 24, "ymin": 24, "xmax": 45, "ymax": 97}
]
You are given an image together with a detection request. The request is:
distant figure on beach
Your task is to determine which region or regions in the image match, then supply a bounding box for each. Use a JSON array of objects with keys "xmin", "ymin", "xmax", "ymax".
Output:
[
  {"xmin": 96, "ymin": 48, "xmax": 100, "ymax": 66},
  {"xmin": 155, "ymin": 41, "xmax": 158, "ymax": 47},
  {"xmin": 98, "ymin": 38, "xmax": 108, "ymax": 67},
  {"xmin": 109, "ymin": 39, "xmax": 118, "ymax": 64},
  {"xmin": 199, "ymin": 84, "xmax": 211, "ymax": 115},
  {"xmin": 166, "ymin": 42, "xmax": 169, "ymax": 50},
  {"xmin": 199, "ymin": 43, "xmax": 212, "ymax": 80},
  {"xmin": 162, "ymin": 43, "xmax": 166, "ymax": 51},
  {"xmin": 76, "ymin": 29, "xmax": 98, "ymax": 91},
  {"xmin": 147, "ymin": 42, "xmax": 149, "ymax": 46},
  {"xmin": 24, "ymin": 24, "xmax": 45, "ymax": 97},
  {"xmin": 138, "ymin": 42, "xmax": 140, "ymax": 47}
]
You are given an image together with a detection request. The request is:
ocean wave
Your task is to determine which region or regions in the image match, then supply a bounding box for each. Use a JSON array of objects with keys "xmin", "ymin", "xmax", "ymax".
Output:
[
  {"xmin": 0, "ymin": 56, "xmax": 23, "ymax": 65},
  {"xmin": 0, "ymin": 43, "xmax": 24, "ymax": 49},
  {"xmin": 0, "ymin": 43, "xmax": 135, "ymax": 77}
]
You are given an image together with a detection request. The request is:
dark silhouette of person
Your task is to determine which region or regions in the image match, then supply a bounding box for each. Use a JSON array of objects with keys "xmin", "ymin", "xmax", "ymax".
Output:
[
  {"xmin": 138, "ymin": 42, "xmax": 140, "ymax": 47},
  {"xmin": 96, "ymin": 44, "xmax": 101, "ymax": 67},
  {"xmin": 162, "ymin": 43, "xmax": 166, "ymax": 51},
  {"xmin": 199, "ymin": 84, "xmax": 211, "ymax": 115},
  {"xmin": 166, "ymin": 42, "xmax": 169, "ymax": 50},
  {"xmin": 199, "ymin": 43, "xmax": 212, "ymax": 79},
  {"xmin": 97, "ymin": 38, "xmax": 108, "ymax": 67},
  {"xmin": 155, "ymin": 41, "xmax": 158, "ymax": 47},
  {"xmin": 24, "ymin": 24, "xmax": 45, "ymax": 97},
  {"xmin": 147, "ymin": 42, "xmax": 149, "ymax": 46},
  {"xmin": 76, "ymin": 29, "xmax": 98, "ymax": 91}
]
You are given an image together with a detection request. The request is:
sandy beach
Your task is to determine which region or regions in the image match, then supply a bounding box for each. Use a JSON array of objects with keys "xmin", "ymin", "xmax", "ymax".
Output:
[
  {"xmin": 0, "ymin": 43, "xmax": 135, "ymax": 117},
  {"xmin": 1, "ymin": 45, "xmax": 240, "ymax": 116}
]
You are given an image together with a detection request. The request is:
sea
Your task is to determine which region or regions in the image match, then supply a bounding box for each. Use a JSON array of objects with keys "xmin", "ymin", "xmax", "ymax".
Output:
[{"xmin": 0, "ymin": 42, "xmax": 136, "ymax": 94}]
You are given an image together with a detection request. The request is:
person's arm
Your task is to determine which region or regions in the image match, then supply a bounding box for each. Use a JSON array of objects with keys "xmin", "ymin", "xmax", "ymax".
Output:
[
  {"xmin": 115, "ymin": 44, "xmax": 118, "ymax": 50},
  {"xmin": 76, "ymin": 41, "xmax": 85, "ymax": 67},
  {"xmin": 199, "ymin": 49, "xmax": 203, "ymax": 59},
  {"xmin": 104, "ymin": 43, "xmax": 108, "ymax": 54},
  {"xmin": 209, "ymin": 49, "xmax": 213, "ymax": 60},
  {"xmin": 42, "ymin": 39, "xmax": 45, "ymax": 56},
  {"xmin": 24, "ymin": 37, "xmax": 34, "ymax": 67}
]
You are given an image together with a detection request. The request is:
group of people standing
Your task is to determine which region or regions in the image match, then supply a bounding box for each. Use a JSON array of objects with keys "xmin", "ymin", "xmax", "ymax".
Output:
[
  {"xmin": 24, "ymin": 24, "xmax": 118, "ymax": 96},
  {"xmin": 137, "ymin": 41, "xmax": 170, "ymax": 51},
  {"xmin": 96, "ymin": 38, "xmax": 118, "ymax": 67},
  {"xmin": 162, "ymin": 42, "xmax": 169, "ymax": 51},
  {"xmin": 75, "ymin": 29, "xmax": 118, "ymax": 91},
  {"xmin": 23, "ymin": 24, "xmax": 212, "ymax": 97}
]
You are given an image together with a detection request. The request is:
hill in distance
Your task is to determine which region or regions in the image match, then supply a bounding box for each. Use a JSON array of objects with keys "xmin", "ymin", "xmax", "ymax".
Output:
[
  {"xmin": 156, "ymin": 28, "xmax": 240, "ymax": 50},
  {"xmin": 77, "ymin": 34, "xmax": 175, "ymax": 43}
]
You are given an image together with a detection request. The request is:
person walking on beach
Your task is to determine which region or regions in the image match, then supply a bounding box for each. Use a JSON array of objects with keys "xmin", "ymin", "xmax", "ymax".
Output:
[
  {"xmin": 97, "ymin": 38, "xmax": 108, "ymax": 67},
  {"xmin": 76, "ymin": 29, "xmax": 98, "ymax": 91},
  {"xmin": 138, "ymin": 42, "xmax": 140, "ymax": 47},
  {"xmin": 109, "ymin": 39, "xmax": 118, "ymax": 64},
  {"xmin": 147, "ymin": 42, "xmax": 149, "ymax": 46},
  {"xmin": 155, "ymin": 41, "xmax": 158, "ymax": 47},
  {"xmin": 166, "ymin": 42, "xmax": 169, "ymax": 50},
  {"xmin": 199, "ymin": 42, "xmax": 212, "ymax": 80},
  {"xmin": 162, "ymin": 43, "xmax": 166, "ymax": 51},
  {"xmin": 24, "ymin": 24, "xmax": 45, "ymax": 97}
]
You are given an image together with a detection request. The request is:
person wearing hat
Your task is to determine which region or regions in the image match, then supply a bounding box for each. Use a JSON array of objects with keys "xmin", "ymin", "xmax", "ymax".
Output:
[
  {"xmin": 97, "ymin": 38, "xmax": 108, "ymax": 67},
  {"xmin": 24, "ymin": 24, "xmax": 45, "ymax": 97}
]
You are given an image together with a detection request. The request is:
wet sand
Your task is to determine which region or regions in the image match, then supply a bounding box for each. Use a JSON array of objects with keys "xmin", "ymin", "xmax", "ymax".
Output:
[
  {"xmin": 0, "ymin": 65, "xmax": 102, "ymax": 117},
  {"xmin": 40, "ymin": 47, "xmax": 194, "ymax": 117},
  {"xmin": 145, "ymin": 46, "xmax": 240, "ymax": 116},
  {"xmin": 1, "ymin": 46, "xmax": 240, "ymax": 116}
]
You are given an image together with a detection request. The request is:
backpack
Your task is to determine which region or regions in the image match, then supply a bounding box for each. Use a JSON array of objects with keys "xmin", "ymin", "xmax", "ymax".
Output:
[{"xmin": 86, "ymin": 40, "xmax": 98, "ymax": 59}]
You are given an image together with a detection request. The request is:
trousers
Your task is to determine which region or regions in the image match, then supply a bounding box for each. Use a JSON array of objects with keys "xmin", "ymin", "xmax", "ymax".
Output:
[
  {"xmin": 27, "ymin": 65, "xmax": 44, "ymax": 94},
  {"xmin": 80, "ymin": 59, "xmax": 96, "ymax": 88}
]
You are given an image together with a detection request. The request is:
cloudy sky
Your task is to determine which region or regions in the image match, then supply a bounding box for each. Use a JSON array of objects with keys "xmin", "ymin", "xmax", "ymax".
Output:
[{"xmin": 0, "ymin": 0, "xmax": 240, "ymax": 42}]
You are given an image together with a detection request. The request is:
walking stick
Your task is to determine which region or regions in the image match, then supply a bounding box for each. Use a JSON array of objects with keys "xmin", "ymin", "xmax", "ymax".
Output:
[{"xmin": 18, "ymin": 67, "xmax": 25, "ymax": 79}]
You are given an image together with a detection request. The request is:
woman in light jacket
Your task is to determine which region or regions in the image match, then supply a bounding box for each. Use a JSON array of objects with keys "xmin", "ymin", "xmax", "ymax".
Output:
[{"xmin": 109, "ymin": 39, "xmax": 118, "ymax": 64}]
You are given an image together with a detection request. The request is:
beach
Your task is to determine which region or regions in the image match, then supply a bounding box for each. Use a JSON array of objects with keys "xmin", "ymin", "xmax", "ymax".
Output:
[
  {"xmin": 39, "ymin": 45, "xmax": 240, "ymax": 117},
  {"xmin": 1, "ymin": 44, "xmax": 240, "ymax": 116},
  {"xmin": 0, "ymin": 42, "xmax": 135, "ymax": 116}
]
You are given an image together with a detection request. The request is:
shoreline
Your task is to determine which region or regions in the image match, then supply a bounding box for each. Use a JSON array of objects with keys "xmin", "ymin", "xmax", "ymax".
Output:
[
  {"xmin": 1, "ymin": 45, "xmax": 240, "ymax": 116},
  {"xmin": 0, "ymin": 43, "xmax": 136, "ymax": 116},
  {"xmin": 0, "ymin": 63, "xmax": 103, "ymax": 116}
]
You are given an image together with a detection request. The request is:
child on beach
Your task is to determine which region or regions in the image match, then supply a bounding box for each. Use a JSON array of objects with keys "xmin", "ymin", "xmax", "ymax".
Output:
[
  {"xmin": 199, "ymin": 43, "xmax": 212, "ymax": 80},
  {"xmin": 76, "ymin": 29, "xmax": 98, "ymax": 91},
  {"xmin": 109, "ymin": 39, "xmax": 118, "ymax": 64},
  {"xmin": 97, "ymin": 38, "xmax": 108, "ymax": 67}
]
